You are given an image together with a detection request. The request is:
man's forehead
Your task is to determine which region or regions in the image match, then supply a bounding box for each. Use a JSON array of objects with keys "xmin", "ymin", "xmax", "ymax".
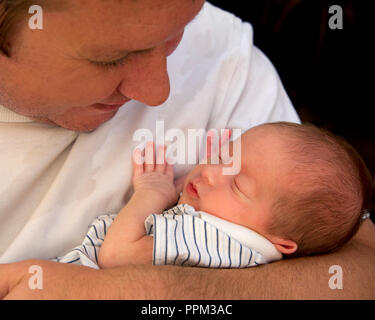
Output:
[{"xmin": 73, "ymin": 0, "xmax": 204, "ymax": 60}]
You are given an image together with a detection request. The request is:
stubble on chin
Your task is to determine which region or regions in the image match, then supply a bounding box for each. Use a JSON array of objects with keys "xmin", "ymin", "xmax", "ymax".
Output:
[{"xmin": 29, "ymin": 107, "xmax": 117, "ymax": 132}]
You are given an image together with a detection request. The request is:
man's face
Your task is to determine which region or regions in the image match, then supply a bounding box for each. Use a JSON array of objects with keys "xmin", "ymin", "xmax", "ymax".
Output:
[{"xmin": 0, "ymin": 0, "xmax": 205, "ymax": 131}]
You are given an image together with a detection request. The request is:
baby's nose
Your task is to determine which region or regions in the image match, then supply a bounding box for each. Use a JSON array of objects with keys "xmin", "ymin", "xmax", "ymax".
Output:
[{"xmin": 200, "ymin": 164, "xmax": 222, "ymax": 185}]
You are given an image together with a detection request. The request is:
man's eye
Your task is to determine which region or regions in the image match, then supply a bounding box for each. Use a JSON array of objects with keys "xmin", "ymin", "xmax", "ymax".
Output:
[
  {"xmin": 91, "ymin": 56, "xmax": 127, "ymax": 70},
  {"xmin": 90, "ymin": 48, "xmax": 152, "ymax": 70}
]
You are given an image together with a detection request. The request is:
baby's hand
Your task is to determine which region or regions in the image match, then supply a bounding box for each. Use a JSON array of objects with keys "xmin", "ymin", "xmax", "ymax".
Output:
[
  {"xmin": 132, "ymin": 142, "xmax": 178, "ymax": 211},
  {"xmin": 205, "ymin": 128, "xmax": 232, "ymax": 164}
]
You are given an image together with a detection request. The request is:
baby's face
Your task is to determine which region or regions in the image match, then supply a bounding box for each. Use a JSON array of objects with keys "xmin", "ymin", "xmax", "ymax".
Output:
[{"xmin": 179, "ymin": 125, "xmax": 289, "ymax": 237}]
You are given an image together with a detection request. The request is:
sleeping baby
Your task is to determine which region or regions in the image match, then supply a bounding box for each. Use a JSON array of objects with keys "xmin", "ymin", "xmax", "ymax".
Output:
[{"xmin": 53, "ymin": 122, "xmax": 373, "ymax": 269}]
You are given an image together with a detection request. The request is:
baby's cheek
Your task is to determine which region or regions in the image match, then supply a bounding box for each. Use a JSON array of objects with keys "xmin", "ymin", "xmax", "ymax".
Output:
[{"xmin": 201, "ymin": 191, "xmax": 233, "ymax": 216}]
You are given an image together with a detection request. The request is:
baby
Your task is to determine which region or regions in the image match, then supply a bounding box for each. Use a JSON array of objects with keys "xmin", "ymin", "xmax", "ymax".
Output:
[{"xmin": 54, "ymin": 122, "xmax": 373, "ymax": 269}]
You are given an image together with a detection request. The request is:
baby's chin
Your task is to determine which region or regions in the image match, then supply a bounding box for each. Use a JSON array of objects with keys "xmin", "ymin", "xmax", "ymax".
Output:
[
  {"xmin": 178, "ymin": 192, "xmax": 199, "ymax": 210},
  {"xmin": 177, "ymin": 192, "xmax": 188, "ymax": 205}
]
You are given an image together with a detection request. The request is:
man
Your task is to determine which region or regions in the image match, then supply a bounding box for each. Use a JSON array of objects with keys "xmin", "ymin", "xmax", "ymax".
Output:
[{"xmin": 0, "ymin": 0, "xmax": 374, "ymax": 299}]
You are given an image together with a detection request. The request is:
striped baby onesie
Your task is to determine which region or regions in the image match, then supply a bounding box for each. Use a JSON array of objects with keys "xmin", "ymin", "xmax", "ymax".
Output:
[
  {"xmin": 145, "ymin": 204, "xmax": 282, "ymax": 267},
  {"xmin": 52, "ymin": 214, "xmax": 116, "ymax": 269},
  {"xmin": 53, "ymin": 204, "xmax": 282, "ymax": 269}
]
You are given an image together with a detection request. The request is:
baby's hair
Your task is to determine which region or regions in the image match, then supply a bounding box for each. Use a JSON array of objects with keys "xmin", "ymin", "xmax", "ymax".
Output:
[{"xmin": 264, "ymin": 122, "xmax": 373, "ymax": 258}]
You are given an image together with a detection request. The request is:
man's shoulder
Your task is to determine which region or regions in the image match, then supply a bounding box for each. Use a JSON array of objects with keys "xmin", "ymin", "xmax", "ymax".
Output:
[
  {"xmin": 201, "ymin": 2, "xmax": 253, "ymax": 32},
  {"xmin": 176, "ymin": 2, "xmax": 254, "ymax": 59}
]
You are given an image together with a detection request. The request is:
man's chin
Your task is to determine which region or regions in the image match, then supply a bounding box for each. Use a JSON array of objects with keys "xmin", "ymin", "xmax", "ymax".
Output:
[{"xmin": 32, "ymin": 109, "xmax": 118, "ymax": 132}]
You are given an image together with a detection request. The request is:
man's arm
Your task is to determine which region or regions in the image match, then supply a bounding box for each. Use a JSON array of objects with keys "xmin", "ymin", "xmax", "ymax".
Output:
[
  {"xmin": 2, "ymin": 219, "xmax": 375, "ymax": 299},
  {"xmin": 111, "ymin": 219, "xmax": 375, "ymax": 299}
]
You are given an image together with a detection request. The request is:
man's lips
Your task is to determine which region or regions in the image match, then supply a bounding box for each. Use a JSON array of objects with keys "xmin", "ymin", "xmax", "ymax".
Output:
[{"xmin": 186, "ymin": 182, "xmax": 199, "ymax": 198}]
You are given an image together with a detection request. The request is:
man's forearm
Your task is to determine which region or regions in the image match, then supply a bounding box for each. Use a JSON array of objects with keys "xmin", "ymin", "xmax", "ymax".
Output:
[
  {"xmin": 104, "ymin": 220, "xmax": 375, "ymax": 299},
  {"xmin": 3, "ymin": 220, "xmax": 374, "ymax": 299}
]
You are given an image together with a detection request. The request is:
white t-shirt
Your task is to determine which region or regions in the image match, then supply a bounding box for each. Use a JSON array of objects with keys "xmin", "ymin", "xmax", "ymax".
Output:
[{"xmin": 0, "ymin": 2, "xmax": 300, "ymax": 263}]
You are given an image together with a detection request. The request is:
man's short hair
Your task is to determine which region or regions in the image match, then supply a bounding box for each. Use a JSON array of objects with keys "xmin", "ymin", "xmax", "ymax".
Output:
[
  {"xmin": 1, "ymin": 0, "xmax": 31, "ymax": 56},
  {"xmin": 0, "ymin": 0, "xmax": 64, "ymax": 56}
]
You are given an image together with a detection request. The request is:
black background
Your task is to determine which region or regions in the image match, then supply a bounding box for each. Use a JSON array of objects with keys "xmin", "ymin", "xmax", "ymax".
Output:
[
  {"xmin": 209, "ymin": 0, "xmax": 374, "ymax": 220},
  {"xmin": 1, "ymin": 300, "xmax": 374, "ymax": 316}
]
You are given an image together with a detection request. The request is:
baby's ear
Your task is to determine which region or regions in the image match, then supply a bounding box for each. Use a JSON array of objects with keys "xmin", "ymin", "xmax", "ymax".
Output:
[{"xmin": 270, "ymin": 237, "xmax": 298, "ymax": 255}]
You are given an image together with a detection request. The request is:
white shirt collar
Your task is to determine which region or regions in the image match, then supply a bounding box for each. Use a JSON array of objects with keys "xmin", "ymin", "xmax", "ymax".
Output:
[
  {"xmin": 181, "ymin": 204, "xmax": 283, "ymax": 262},
  {"xmin": 0, "ymin": 104, "xmax": 35, "ymax": 123}
]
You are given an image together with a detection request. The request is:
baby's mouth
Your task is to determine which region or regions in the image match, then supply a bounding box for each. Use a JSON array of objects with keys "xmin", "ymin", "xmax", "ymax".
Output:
[{"xmin": 186, "ymin": 182, "xmax": 199, "ymax": 199}]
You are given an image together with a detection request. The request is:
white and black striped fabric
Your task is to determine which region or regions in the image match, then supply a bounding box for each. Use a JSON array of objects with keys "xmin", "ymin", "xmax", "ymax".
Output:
[
  {"xmin": 52, "ymin": 205, "xmax": 282, "ymax": 269},
  {"xmin": 145, "ymin": 204, "xmax": 279, "ymax": 268},
  {"xmin": 52, "ymin": 214, "xmax": 116, "ymax": 269}
]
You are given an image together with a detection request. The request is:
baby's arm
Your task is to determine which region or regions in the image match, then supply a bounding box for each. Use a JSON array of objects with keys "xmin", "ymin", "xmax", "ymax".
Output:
[{"xmin": 98, "ymin": 143, "xmax": 178, "ymax": 269}]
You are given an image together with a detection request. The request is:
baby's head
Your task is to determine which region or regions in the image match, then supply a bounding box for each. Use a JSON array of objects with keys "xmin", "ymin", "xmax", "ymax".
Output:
[{"xmin": 179, "ymin": 122, "xmax": 373, "ymax": 257}]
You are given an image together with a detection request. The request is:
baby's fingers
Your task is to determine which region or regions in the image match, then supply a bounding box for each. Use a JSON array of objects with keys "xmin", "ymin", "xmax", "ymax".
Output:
[
  {"xmin": 205, "ymin": 130, "xmax": 213, "ymax": 160},
  {"xmin": 205, "ymin": 129, "xmax": 231, "ymax": 164},
  {"xmin": 144, "ymin": 141, "xmax": 155, "ymax": 172},
  {"xmin": 165, "ymin": 158, "xmax": 174, "ymax": 179},
  {"xmin": 132, "ymin": 148, "xmax": 144, "ymax": 177},
  {"xmin": 155, "ymin": 145, "xmax": 167, "ymax": 173},
  {"xmin": 220, "ymin": 129, "xmax": 232, "ymax": 148}
]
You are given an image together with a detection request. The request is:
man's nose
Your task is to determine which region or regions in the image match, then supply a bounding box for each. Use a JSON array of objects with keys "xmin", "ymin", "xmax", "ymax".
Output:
[{"xmin": 117, "ymin": 46, "xmax": 170, "ymax": 106}]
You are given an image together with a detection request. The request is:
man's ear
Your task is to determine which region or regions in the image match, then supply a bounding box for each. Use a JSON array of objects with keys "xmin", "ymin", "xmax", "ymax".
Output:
[{"xmin": 269, "ymin": 237, "xmax": 298, "ymax": 255}]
